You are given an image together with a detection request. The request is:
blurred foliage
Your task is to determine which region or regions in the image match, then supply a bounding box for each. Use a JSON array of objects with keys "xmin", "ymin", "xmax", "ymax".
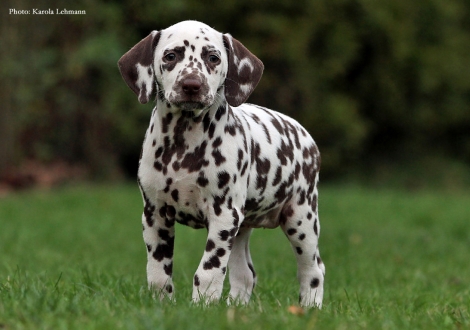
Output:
[{"xmin": 1, "ymin": 0, "xmax": 470, "ymax": 181}]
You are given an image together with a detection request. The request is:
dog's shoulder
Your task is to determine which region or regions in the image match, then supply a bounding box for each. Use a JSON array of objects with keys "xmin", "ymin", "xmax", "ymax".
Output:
[{"xmin": 232, "ymin": 103, "xmax": 316, "ymax": 147}]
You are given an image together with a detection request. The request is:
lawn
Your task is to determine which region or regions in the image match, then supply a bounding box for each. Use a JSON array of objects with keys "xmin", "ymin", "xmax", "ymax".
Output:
[{"xmin": 0, "ymin": 184, "xmax": 469, "ymax": 329}]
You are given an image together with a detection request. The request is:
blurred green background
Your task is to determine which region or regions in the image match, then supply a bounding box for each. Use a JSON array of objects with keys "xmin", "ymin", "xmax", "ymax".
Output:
[{"xmin": 1, "ymin": 0, "xmax": 470, "ymax": 189}]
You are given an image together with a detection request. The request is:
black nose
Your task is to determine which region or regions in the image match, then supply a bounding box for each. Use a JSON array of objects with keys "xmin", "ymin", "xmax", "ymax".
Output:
[{"xmin": 182, "ymin": 79, "xmax": 202, "ymax": 95}]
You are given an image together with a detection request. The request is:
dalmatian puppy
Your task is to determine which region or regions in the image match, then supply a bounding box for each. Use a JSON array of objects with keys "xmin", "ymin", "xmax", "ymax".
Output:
[{"xmin": 118, "ymin": 20, "xmax": 325, "ymax": 308}]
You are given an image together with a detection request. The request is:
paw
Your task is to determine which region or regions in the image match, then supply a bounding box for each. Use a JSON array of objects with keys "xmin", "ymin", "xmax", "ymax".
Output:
[
  {"xmin": 227, "ymin": 286, "xmax": 252, "ymax": 305},
  {"xmin": 148, "ymin": 281, "xmax": 175, "ymax": 301},
  {"xmin": 192, "ymin": 275, "xmax": 223, "ymax": 305},
  {"xmin": 191, "ymin": 290, "xmax": 221, "ymax": 305},
  {"xmin": 299, "ymin": 288, "xmax": 323, "ymax": 309}
]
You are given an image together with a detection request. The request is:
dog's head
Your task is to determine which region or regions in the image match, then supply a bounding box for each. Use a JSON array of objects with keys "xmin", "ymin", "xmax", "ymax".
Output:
[{"xmin": 118, "ymin": 21, "xmax": 264, "ymax": 113}]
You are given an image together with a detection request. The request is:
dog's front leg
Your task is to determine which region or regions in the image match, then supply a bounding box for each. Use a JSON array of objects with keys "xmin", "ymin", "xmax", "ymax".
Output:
[
  {"xmin": 192, "ymin": 207, "xmax": 240, "ymax": 304},
  {"xmin": 142, "ymin": 200, "xmax": 175, "ymax": 300}
]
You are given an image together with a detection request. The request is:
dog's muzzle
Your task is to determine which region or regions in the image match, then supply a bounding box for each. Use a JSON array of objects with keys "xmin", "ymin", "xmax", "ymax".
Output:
[{"xmin": 169, "ymin": 75, "xmax": 213, "ymax": 112}]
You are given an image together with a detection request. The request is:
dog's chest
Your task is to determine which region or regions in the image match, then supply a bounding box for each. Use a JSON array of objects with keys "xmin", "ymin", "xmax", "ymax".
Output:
[
  {"xmin": 138, "ymin": 114, "xmax": 217, "ymax": 228},
  {"xmin": 140, "ymin": 154, "xmax": 210, "ymax": 228}
]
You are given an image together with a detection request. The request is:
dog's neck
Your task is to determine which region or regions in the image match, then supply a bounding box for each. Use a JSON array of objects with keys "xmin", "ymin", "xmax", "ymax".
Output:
[{"xmin": 151, "ymin": 99, "xmax": 231, "ymax": 147}]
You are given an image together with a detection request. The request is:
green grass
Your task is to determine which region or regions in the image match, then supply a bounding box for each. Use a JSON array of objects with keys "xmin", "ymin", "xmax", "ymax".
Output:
[{"xmin": 0, "ymin": 184, "xmax": 469, "ymax": 329}]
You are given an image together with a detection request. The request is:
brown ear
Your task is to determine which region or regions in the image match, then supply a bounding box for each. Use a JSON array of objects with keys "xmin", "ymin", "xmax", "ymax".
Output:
[
  {"xmin": 223, "ymin": 34, "xmax": 264, "ymax": 107},
  {"xmin": 118, "ymin": 31, "xmax": 161, "ymax": 104}
]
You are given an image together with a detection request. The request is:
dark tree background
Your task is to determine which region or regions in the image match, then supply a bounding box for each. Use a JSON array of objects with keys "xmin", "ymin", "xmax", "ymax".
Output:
[{"xmin": 1, "ymin": 0, "xmax": 470, "ymax": 188}]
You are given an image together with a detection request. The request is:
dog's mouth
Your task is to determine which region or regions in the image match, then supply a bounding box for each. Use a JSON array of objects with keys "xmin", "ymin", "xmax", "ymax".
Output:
[{"xmin": 174, "ymin": 101, "xmax": 206, "ymax": 112}]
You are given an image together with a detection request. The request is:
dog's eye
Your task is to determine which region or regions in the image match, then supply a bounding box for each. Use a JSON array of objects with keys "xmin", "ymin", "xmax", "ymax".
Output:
[
  {"xmin": 164, "ymin": 53, "xmax": 176, "ymax": 62},
  {"xmin": 208, "ymin": 54, "xmax": 220, "ymax": 64}
]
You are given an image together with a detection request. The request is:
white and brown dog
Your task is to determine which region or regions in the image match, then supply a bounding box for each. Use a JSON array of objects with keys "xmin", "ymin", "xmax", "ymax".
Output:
[{"xmin": 118, "ymin": 20, "xmax": 325, "ymax": 308}]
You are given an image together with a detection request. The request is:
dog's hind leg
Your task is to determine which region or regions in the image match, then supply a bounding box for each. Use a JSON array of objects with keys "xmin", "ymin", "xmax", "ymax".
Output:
[
  {"xmin": 227, "ymin": 227, "xmax": 256, "ymax": 304},
  {"xmin": 280, "ymin": 188, "xmax": 324, "ymax": 308}
]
